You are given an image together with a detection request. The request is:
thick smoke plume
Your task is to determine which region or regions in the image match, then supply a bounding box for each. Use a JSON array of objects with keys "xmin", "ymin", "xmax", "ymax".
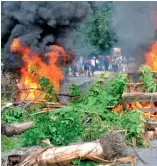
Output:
[
  {"xmin": 113, "ymin": 2, "xmax": 157, "ymax": 65},
  {"xmin": 1, "ymin": 1, "xmax": 89, "ymax": 70}
]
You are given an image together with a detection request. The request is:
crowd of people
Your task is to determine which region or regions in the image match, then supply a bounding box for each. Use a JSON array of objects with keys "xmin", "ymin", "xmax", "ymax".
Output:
[
  {"xmin": 69, "ymin": 57, "xmax": 100, "ymax": 77},
  {"xmin": 67, "ymin": 56, "xmax": 128, "ymax": 78}
]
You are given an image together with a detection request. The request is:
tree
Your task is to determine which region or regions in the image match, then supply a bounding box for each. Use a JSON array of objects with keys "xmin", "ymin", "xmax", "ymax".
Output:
[
  {"xmin": 86, "ymin": 2, "xmax": 117, "ymax": 53},
  {"xmin": 72, "ymin": 14, "xmax": 99, "ymax": 58}
]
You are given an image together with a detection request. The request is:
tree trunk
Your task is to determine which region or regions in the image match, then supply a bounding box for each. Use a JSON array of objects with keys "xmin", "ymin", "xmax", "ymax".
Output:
[
  {"xmin": 18, "ymin": 132, "xmax": 130, "ymax": 166},
  {"xmin": 2, "ymin": 122, "xmax": 33, "ymax": 136}
]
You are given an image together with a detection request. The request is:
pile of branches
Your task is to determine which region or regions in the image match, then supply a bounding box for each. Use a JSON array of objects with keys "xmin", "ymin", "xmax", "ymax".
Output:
[{"xmin": 2, "ymin": 71, "xmax": 150, "ymax": 166}]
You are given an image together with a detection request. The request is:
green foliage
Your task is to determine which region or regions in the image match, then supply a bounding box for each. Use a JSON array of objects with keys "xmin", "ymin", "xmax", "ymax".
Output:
[
  {"xmin": 66, "ymin": 73, "xmax": 138, "ymax": 144},
  {"xmin": 82, "ymin": 110, "xmax": 146, "ymax": 146},
  {"xmin": 82, "ymin": 113, "xmax": 106, "ymax": 141},
  {"xmin": 69, "ymin": 84, "xmax": 82, "ymax": 104},
  {"xmin": 86, "ymin": 2, "xmax": 117, "ymax": 52},
  {"xmin": 2, "ymin": 104, "xmax": 43, "ymax": 124},
  {"xmin": 26, "ymin": 103, "xmax": 43, "ymax": 113},
  {"xmin": 83, "ymin": 72, "xmax": 128, "ymax": 108},
  {"xmin": 28, "ymin": 66, "xmax": 59, "ymax": 102},
  {"xmin": 29, "ymin": 64, "xmax": 37, "ymax": 76},
  {"xmin": 13, "ymin": 72, "xmax": 145, "ymax": 150},
  {"xmin": 83, "ymin": 80, "xmax": 102, "ymax": 106},
  {"xmin": 78, "ymin": 71, "xmax": 144, "ymax": 145},
  {"xmin": 120, "ymin": 111, "xmax": 146, "ymax": 146},
  {"xmin": 72, "ymin": 159, "xmax": 96, "ymax": 166},
  {"xmin": 105, "ymin": 72, "xmax": 128, "ymax": 102},
  {"xmin": 38, "ymin": 77, "xmax": 58, "ymax": 102},
  {"xmin": 22, "ymin": 108, "xmax": 82, "ymax": 146},
  {"xmin": 67, "ymin": 73, "xmax": 144, "ymax": 145},
  {"xmin": 2, "ymin": 135, "xmax": 22, "ymax": 151},
  {"xmin": 69, "ymin": 84, "xmax": 81, "ymax": 97},
  {"xmin": 2, "ymin": 107, "xmax": 24, "ymax": 123},
  {"xmin": 99, "ymin": 71, "xmax": 110, "ymax": 81},
  {"xmin": 139, "ymin": 65, "xmax": 157, "ymax": 92}
]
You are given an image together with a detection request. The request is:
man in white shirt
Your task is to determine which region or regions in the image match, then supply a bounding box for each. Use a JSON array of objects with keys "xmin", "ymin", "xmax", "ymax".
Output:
[
  {"xmin": 91, "ymin": 57, "xmax": 96, "ymax": 75},
  {"xmin": 91, "ymin": 58, "xmax": 95, "ymax": 67}
]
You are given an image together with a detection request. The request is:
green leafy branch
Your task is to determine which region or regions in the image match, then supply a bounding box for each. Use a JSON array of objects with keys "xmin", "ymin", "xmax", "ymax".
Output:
[
  {"xmin": 38, "ymin": 77, "xmax": 58, "ymax": 102},
  {"xmin": 139, "ymin": 65, "xmax": 157, "ymax": 92}
]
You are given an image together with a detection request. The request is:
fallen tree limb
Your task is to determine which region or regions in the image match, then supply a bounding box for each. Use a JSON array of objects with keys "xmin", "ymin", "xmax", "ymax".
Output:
[
  {"xmin": 22, "ymin": 93, "xmax": 44, "ymax": 109},
  {"xmin": 127, "ymin": 83, "xmax": 144, "ymax": 86},
  {"xmin": 18, "ymin": 132, "xmax": 131, "ymax": 166},
  {"xmin": 122, "ymin": 92, "xmax": 157, "ymax": 111},
  {"xmin": 146, "ymin": 120, "xmax": 157, "ymax": 125},
  {"xmin": 122, "ymin": 92, "xmax": 157, "ymax": 100},
  {"xmin": 11, "ymin": 88, "xmax": 74, "ymax": 102},
  {"xmin": 100, "ymin": 156, "xmax": 136, "ymax": 166},
  {"xmin": 132, "ymin": 138, "xmax": 146, "ymax": 164},
  {"xmin": 1, "ymin": 102, "xmax": 66, "ymax": 115},
  {"xmin": 42, "ymin": 104, "xmax": 66, "ymax": 108},
  {"xmin": 1, "ymin": 102, "xmax": 13, "ymax": 112},
  {"xmin": 30, "ymin": 108, "xmax": 64, "ymax": 116},
  {"xmin": 2, "ymin": 121, "xmax": 33, "ymax": 137}
]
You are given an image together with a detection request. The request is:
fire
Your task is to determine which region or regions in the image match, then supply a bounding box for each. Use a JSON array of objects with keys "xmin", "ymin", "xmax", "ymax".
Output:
[
  {"xmin": 127, "ymin": 102, "xmax": 149, "ymax": 110},
  {"xmin": 11, "ymin": 38, "xmax": 68, "ymax": 101},
  {"xmin": 113, "ymin": 39, "xmax": 157, "ymax": 121},
  {"xmin": 145, "ymin": 41, "xmax": 157, "ymax": 72},
  {"xmin": 112, "ymin": 104, "xmax": 122, "ymax": 113},
  {"xmin": 113, "ymin": 102, "xmax": 157, "ymax": 121}
]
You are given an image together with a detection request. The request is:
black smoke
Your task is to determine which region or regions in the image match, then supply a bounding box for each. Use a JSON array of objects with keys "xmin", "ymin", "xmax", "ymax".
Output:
[
  {"xmin": 113, "ymin": 1, "xmax": 157, "ymax": 65},
  {"xmin": 1, "ymin": 1, "xmax": 89, "ymax": 70}
]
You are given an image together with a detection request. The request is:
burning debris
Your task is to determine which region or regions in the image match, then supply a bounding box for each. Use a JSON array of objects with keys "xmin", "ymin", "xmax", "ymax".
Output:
[
  {"xmin": 11, "ymin": 38, "xmax": 69, "ymax": 102},
  {"xmin": 2, "ymin": 1, "xmax": 89, "ymax": 70},
  {"xmin": 113, "ymin": 65, "xmax": 157, "ymax": 121},
  {"xmin": 2, "ymin": 1, "xmax": 90, "ymax": 102},
  {"xmin": 113, "ymin": 2, "xmax": 157, "ymax": 68},
  {"xmin": 145, "ymin": 41, "xmax": 157, "ymax": 72}
]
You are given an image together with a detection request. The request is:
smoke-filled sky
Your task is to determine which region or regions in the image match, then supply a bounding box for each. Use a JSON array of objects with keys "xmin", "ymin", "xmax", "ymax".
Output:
[
  {"xmin": 113, "ymin": 1, "xmax": 157, "ymax": 64},
  {"xmin": 1, "ymin": 1, "xmax": 89, "ymax": 70},
  {"xmin": 2, "ymin": 1, "xmax": 157, "ymax": 70}
]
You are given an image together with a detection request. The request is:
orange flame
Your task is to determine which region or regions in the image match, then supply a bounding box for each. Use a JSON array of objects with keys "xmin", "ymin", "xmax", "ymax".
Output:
[
  {"xmin": 145, "ymin": 41, "xmax": 157, "ymax": 72},
  {"xmin": 113, "ymin": 102, "xmax": 157, "ymax": 121},
  {"xmin": 11, "ymin": 38, "xmax": 68, "ymax": 101}
]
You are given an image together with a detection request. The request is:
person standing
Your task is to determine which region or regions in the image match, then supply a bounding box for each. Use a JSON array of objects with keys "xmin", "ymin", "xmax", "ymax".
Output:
[
  {"xmin": 104, "ymin": 55, "xmax": 110, "ymax": 71},
  {"xmin": 84, "ymin": 59, "xmax": 89, "ymax": 76},
  {"xmin": 78, "ymin": 57, "xmax": 84, "ymax": 76},
  {"xmin": 112, "ymin": 60, "xmax": 118, "ymax": 72},
  {"xmin": 96, "ymin": 58, "xmax": 100, "ymax": 70},
  {"xmin": 91, "ymin": 58, "xmax": 96, "ymax": 76},
  {"xmin": 72, "ymin": 60, "xmax": 77, "ymax": 77},
  {"xmin": 63, "ymin": 66, "xmax": 69, "ymax": 81}
]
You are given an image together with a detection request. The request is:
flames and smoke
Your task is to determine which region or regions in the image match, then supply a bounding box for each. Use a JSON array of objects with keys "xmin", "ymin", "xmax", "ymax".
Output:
[
  {"xmin": 2, "ymin": 1, "xmax": 89, "ymax": 70},
  {"xmin": 11, "ymin": 38, "xmax": 69, "ymax": 101},
  {"xmin": 145, "ymin": 41, "xmax": 157, "ymax": 72},
  {"xmin": 113, "ymin": 2, "xmax": 157, "ymax": 69},
  {"xmin": 1, "ymin": 1, "xmax": 89, "ymax": 101}
]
